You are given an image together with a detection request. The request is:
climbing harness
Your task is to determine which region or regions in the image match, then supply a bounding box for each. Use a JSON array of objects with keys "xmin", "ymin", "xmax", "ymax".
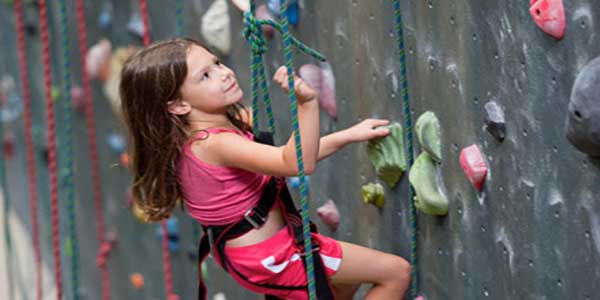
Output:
[{"xmin": 196, "ymin": 131, "xmax": 334, "ymax": 300}]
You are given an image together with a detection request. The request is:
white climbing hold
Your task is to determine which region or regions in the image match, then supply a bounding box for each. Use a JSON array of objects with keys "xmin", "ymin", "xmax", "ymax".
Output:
[{"xmin": 201, "ymin": 0, "xmax": 232, "ymax": 56}]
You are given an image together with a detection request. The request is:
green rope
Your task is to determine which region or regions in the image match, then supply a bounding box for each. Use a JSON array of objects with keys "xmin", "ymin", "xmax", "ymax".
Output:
[
  {"xmin": 244, "ymin": 1, "xmax": 327, "ymax": 298},
  {"xmin": 0, "ymin": 92, "xmax": 15, "ymax": 300},
  {"xmin": 175, "ymin": 0, "xmax": 184, "ymax": 37},
  {"xmin": 392, "ymin": 0, "xmax": 418, "ymax": 298},
  {"xmin": 57, "ymin": 0, "xmax": 80, "ymax": 298}
]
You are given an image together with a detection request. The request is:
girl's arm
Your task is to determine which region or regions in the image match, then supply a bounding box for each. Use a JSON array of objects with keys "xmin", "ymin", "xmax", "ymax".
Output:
[
  {"xmin": 317, "ymin": 119, "xmax": 391, "ymax": 161},
  {"xmin": 208, "ymin": 66, "xmax": 320, "ymax": 176}
]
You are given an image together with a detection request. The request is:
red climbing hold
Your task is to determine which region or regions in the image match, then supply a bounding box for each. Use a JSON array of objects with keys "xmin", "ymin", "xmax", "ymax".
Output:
[
  {"xmin": 529, "ymin": 0, "xmax": 565, "ymax": 40},
  {"xmin": 317, "ymin": 199, "xmax": 340, "ymax": 231},
  {"xmin": 459, "ymin": 144, "xmax": 488, "ymax": 191}
]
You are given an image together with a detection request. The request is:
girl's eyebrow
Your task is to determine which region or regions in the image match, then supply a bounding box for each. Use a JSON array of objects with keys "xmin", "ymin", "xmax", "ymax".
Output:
[{"xmin": 191, "ymin": 56, "xmax": 219, "ymax": 78}]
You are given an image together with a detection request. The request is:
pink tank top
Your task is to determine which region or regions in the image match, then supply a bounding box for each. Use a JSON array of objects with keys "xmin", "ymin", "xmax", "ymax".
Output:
[{"xmin": 177, "ymin": 128, "xmax": 271, "ymax": 226}]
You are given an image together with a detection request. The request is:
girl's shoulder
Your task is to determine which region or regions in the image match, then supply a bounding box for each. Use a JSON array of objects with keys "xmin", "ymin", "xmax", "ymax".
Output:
[{"xmin": 186, "ymin": 127, "xmax": 254, "ymax": 167}]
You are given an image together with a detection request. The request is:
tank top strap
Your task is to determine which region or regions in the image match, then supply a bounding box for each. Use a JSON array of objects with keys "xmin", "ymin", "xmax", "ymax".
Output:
[{"xmin": 190, "ymin": 127, "xmax": 252, "ymax": 141}]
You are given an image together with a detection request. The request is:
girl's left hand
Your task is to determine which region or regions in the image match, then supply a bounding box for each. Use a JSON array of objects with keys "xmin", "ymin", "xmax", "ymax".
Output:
[{"xmin": 345, "ymin": 119, "xmax": 391, "ymax": 142}]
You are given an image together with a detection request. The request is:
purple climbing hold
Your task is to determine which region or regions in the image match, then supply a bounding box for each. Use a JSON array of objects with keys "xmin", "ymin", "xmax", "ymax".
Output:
[
  {"xmin": 256, "ymin": 4, "xmax": 276, "ymax": 39},
  {"xmin": 565, "ymin": 56, "xmax": 600, "ymax": 157},
  {"xmin": 299, "ymin": 63, "xmax": 337, "ymax": 120},
  {"xmin": 483, "ymin": 101, "xmax": 506, "ymax": 142},
  {"xmin": 317, "ymin": 199, "xmax": 340, "ymax": 231}
]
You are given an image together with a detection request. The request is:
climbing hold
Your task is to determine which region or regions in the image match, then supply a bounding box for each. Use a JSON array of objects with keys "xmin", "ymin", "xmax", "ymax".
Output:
[
  {"xmin": 483, "ymin": 101, "xmax": 506, "ymax": 142},
  {"xmin": 96, "ymin": 232, "xmax": 117, "ymax": 268},
  {"xmin": 268, "ymin": 0, "xmax": 299, "ymax": 25},
  {"xmin": 415, "ymin": 111, "xmax": 442, "ymax": 162},
  {"xmin": 127, "ymin": 13, "xmax": 145, "ymax": 40},
  {"xmin": 565, "ymin": 56, "xmax": 600, "ymax": 157},
  {"xmin": 409, "ymin": 152, "xmax": 448, "ymax": 216},
  {"xmin": 201, "ymin": 0, "xmax": 231, "ymax": 56},
  {"xmin": 299, "ymin": 63, "xmax": 337, "ymax": 120},
  {"xmin": 361, "ymin": 182, "xmax": 385, "ymax": 208},
  {"xmin": 289, "ymin": 175, "xmax": 310, "ymax": 190},
  {"xmin": 106, "ymin": 132, "xmax": 126, "ymax": 153},
  {"xmin": 317, "ymin": 199, "xmax": 340, "ymax": 231},
  {"xmin": 70, "ymin": 85, "xmax": 85, "ymax": 112},
  {"xmin": 98, "ymin": 3, "xmax": 112, "ymax": 29},
  {"xmin": 156, "ymin": 217, "xmax": 180, "ymax": 252},
  {"xmin": 51, "ymin": 85, "xmax": 60, "ymax": 101},
  {"xmin": 103, "ymin": 47, "xmax": 139, "ymax": 116},
  {"xmin": 120, "ymin": 152, "xmax": 130, "ymax": 168},
  {"xmin": 3, "ymin": 131, "xmax": 14, "ymax": 159},
  {"xmin": 459, "ymin": 144, "xmax": 488, "ymax": 190},
  {"xmin": 0, "ymin": 75, "xmax": 23, "ymax": 123},
  {"xmin": 168, "ymin": 294, "xmax": 180, "ymax": 300},
  {"xmin": 130, "ymin": 272, "xmax": 145, "ymax": 289},
  {"xmin": 213, "ymin": 292, "xmax": 227, "ymax": 300},
  {"xmin": 63, "ymin": 237, "xmax": 73, "ymax": 257},
  {"xmin": 85, "ymin": 39, "xmax": 112, "ymax": 81},
  {"xmin": 529, "ymin": 0, "xmax": 565, "ymax": 40},
  {"xmin": 256, "ymin": 4, "xmax": 275, "ymax": 39},
  {"xmin": 367, "ymin": 122, "xmax": 406, "ymax": 188}
]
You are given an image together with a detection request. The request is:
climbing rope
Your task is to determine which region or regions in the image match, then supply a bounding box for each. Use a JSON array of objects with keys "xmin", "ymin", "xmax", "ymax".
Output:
[
  {"xmin": 39, "ymin": 0, "xmax": 64, "ymax": 298},
  {"xmin": 14, "ymin": 1, "xmax": 43, "ymax": 299},
  {"xmin": 244, "ymin": 2, "xmax": 325, "ymax": 135},
  {"xmin": 73, "ymin": 0, "xmax": 112, "ymax": 299},
  {"xmin": 392, "ymin": 0, "xmax": 418, "ymax": 298},
  {"xmin": 138, "ymin": 1, "xmax": 177, "ymax": 298},
  {"xmin": 175, "ymin": 0, "xmax": 184, "ymax": 37},
  {"xmin": 57, "ymin": 0, "xmax": 81, "ymax": 298},
  {"xmin": 243, "ymin": 1, "xmax": 327, "ymax": 298}
]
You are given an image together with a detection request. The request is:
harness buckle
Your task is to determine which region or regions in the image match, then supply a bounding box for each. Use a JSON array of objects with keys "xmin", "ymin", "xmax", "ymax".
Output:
[
  {"xmin": 299, "ymin": 245, "xmax": 321, "ymax": 257},
  {"xmin": 244, "ymin": 208, "xmax": 266, "ymax": 229}
]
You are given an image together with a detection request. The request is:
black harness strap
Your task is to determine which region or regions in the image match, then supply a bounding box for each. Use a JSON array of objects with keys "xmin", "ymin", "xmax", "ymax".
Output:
[{"xmin": 196, "ymin": 131, "xmax": 334, "ymax": 300}]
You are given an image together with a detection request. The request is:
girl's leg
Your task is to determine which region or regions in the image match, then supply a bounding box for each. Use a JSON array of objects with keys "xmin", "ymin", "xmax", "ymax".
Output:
[
  {"xmin": 329, "ymin": 241, "xmax": 411, "ymax": 300},
  {"xmin": 331, "ymin": 282, "xmax": 360, "ymax": 300}
]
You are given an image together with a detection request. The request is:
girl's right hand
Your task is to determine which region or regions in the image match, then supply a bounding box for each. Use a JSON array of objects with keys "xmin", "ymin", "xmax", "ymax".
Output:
[{"xmin": 273, "ymin": 66, "xmax": 318, "ymax": 103}]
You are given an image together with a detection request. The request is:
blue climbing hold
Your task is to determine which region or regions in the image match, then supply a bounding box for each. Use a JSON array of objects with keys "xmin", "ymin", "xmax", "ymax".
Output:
[
  {"xmin": 106, "ymin": 133, "xmax": 126, "ymax": 153},
  {"xmin": 289, "ymin": 175, "xmax": 310, "ymax": 190},
  {"xmin": 267, "ymin": 0, "xmax": 299, "ymax": 25}
]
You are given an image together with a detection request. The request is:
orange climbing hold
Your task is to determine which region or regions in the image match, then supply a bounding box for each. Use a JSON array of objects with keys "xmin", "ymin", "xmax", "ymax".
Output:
[
  {"xmin": 130, "ymin": 272, "xmax": 145, "ymax": 289},
  {"xmin": 459, "ymin": 144, "xmax": 488, "ymax": 191},
  {"xmin": 529, "ymin": 0, "xmax": 565, "ymax": 40}
]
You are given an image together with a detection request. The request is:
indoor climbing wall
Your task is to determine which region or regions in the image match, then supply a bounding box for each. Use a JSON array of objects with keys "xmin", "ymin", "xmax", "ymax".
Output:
[{"xmin": 1, "ymin": 0, "xmax": 600, "ymax": 300}]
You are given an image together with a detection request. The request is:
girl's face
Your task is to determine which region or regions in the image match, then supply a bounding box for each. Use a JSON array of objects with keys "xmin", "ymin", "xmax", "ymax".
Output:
[{"xmin": 178, "ymin": 45, "xmax": 243, "ymax": 114}]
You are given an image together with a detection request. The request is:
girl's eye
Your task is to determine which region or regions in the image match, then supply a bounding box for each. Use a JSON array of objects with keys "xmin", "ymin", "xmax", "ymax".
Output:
[
  {"xmin": 215, "ymin": 60, "xmax": 221, "ymax": 66},
  {"xmin": 201, "ymin": 73, "xmax": 209, "ymax": 81}
]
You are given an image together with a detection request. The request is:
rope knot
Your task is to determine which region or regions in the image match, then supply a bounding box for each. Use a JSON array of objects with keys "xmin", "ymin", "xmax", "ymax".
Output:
[{"xmin": 243, "ymin": 11, "xmax": 268, "ymax": 55}]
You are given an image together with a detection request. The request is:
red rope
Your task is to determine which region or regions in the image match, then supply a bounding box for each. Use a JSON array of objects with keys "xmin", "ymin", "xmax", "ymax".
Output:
[
  {"xmin": 138, "ymin": 1, "xmax": 177, "ymax": 298},
  {"xmin": 39, "ymin": 1, "xmax": 63, "ymax": 298},
  {"xmin": 73, "ymin": 1, "xmax": 111, "ymax": 299},
  {"xmin": 14, "ymin": 1, "xmax": 43, "ymax": 299}
]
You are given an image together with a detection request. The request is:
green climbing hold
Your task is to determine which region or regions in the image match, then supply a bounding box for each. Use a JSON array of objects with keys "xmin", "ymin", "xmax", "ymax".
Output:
[
  {"xmin": 361, "ymin": 182, "xmax": 385, "ymax": 208},
  {"xmin": 367, "ymin": 122, "xmax": 406, "ymax": 187},
  {"xmin": 415, "ymin": 111, "xmax": 442, "ymax": 162},
  {"xmin": 51, "ymin": 86, "xmax": 60, "ymax": 102},
  {"xmin": 409, "ymin": 152, "xmax": 448, "ymax": 216},
  {"xmin": 64, "ymin": 237, "xmax": 73, "ymax": 257}
]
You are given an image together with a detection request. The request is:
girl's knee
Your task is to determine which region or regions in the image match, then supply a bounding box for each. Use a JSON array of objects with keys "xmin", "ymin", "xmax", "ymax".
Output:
[{"xmin": 387, "ymin": 256, "xmax": 411, "ymax": 286}]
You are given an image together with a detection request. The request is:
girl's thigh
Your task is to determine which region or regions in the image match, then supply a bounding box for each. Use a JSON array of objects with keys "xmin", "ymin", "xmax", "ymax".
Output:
[{"xmin": 330, "ymin": 241, "xmax": 410, "ymax": 285}]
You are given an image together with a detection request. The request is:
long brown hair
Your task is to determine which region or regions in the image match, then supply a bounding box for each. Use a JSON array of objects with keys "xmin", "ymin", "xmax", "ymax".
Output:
[{"xmin": 120, "ymin": 38, "xmax": 250, "ymax": 222}]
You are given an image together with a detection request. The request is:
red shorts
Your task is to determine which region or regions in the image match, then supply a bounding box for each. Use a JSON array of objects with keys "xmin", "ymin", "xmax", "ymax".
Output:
[{"xmin": 219, "ymin": 227, "xmax": 343, "ymax": 300}]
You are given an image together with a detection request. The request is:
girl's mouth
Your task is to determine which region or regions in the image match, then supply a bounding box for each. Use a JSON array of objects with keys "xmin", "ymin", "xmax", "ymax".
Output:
[{"xmin": 225, "ymin": 81, "xmax": 238, "ymax": 93}]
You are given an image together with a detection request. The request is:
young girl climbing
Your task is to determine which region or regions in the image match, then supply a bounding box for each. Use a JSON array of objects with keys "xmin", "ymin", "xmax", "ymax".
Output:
[{"xmin": 120, "ymin": 38, "xmax": 411, "ymax": 300}]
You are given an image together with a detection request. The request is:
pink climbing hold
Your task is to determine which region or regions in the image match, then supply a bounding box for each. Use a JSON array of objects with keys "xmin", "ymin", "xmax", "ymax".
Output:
[
  {"xmin": 529, "ymin": 0, "xmax": 566, "ymax": 40},
  {"xmin": 317, "ymin": 199, "xmax": 340, "ymax": 231},
  {"xmin": 299, "ymin": 63, "xmax": 338, "ymax": 120},
  {"xmin": 459, "ymin": 144, "xmax": 488, "ymax": 191},
  {"xmin": 256, "ymin": 4, "xmax": 275, "ymax": 39},
  {"xmin": 70, "ymin": 85, "xmax": 85, "ymax": 112}
]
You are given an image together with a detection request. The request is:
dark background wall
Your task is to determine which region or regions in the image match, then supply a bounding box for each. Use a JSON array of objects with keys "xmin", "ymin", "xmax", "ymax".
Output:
[{"xmin": 1, "ymin": 0, "xmax": 599, "ymax": 299}]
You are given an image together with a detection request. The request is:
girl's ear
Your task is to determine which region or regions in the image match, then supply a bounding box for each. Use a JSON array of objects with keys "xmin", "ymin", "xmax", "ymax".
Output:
[{"xmin": 167, "ymin": 99, "xmax": 191, "ymax": 115}]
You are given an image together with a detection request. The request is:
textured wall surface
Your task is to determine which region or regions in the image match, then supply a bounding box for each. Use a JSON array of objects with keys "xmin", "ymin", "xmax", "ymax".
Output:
[{"xmin": 1, "ymin": 0, "xmax": 600, "ymax": 299}]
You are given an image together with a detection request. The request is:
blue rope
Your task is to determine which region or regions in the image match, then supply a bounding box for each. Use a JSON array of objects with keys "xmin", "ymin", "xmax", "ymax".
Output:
[
  {"xmin": 58, "ymin": 0, "xmax": 80, "ymax": 298},
  {"xmin": 392, "ymin": 0, "xmax": 418, "ymax": 298}
]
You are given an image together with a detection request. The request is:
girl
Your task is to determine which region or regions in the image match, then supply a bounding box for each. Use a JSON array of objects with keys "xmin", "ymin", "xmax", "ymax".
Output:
[{"xmin": 120, "ymin": 38, "xmax": 411, "ymax": 300}]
